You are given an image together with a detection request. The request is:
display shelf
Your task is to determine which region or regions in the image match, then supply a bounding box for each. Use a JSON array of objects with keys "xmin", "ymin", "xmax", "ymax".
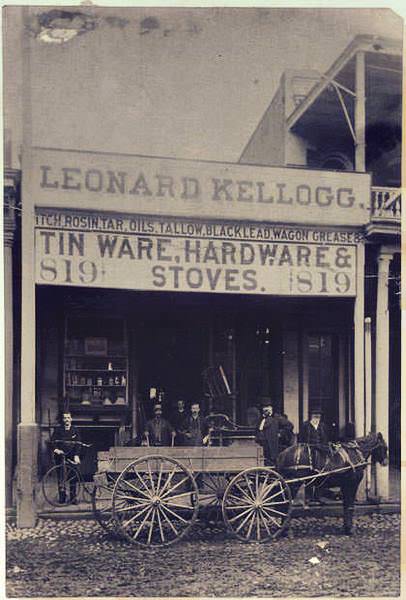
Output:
[
  {"xmin": 64, "ymin": 315, "xmax": 129, "ymax": 409},
  {"xmin": 66, "ymin": 384, "xmax": 126, "ymax": 388},
  {"xmin": 65, "ymin": 369, "xmax": 127, "ymax": 372}
]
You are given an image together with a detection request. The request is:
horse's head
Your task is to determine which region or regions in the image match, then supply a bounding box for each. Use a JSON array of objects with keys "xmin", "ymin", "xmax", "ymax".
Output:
[{"xmin": 371, "ymin": 432, "xmax": 388, "ymax": 466}]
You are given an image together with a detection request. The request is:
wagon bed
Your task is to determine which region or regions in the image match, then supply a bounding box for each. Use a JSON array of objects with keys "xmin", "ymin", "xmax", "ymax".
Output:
[{"xmin": 92, "ymin": 444, "xmax": 294, "ymax": 546}]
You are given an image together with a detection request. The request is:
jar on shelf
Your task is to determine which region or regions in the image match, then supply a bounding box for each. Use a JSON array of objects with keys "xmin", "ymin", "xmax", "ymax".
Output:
[{"xmin": 96, "ymin": 376, "xmax": 103, "ymax": 386}]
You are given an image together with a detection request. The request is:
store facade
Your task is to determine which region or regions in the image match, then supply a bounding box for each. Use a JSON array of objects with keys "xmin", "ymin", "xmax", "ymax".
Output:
[{"xmin": 16, "ymin": 145, "xmax": 371, "ymax": 524}]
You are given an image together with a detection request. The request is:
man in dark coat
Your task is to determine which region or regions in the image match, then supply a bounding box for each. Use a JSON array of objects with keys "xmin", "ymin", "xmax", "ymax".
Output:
[
  {"xmin": 181, "ymin": 402, "xmax": 210, "ymax": 446},
  {"xmin": 255, "ymin": 404, "xmax": 293, "ymax": 466},
  {"xmin": 299, "ymin": 409, "xmax": 330, "ymax": 445},
  {"xmin": 144, "ymin": 404, "xmax": 176, "ymax": 447},
  {"xmin": 51, "ymin": 412, "xmax": 82, "ymax": 504},
  {"xmin": 299, "ymin": 409, "xmax": 330, "ymax": 504},
  {"xmin": 172, "ymin": 399, "xmax": 188, "ymax": 446}
]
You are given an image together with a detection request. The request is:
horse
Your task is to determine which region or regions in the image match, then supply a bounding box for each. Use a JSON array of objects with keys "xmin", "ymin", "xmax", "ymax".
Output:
[{"xmin": 276, "ymin": 432, "xmax": 388, "ymax": 535}]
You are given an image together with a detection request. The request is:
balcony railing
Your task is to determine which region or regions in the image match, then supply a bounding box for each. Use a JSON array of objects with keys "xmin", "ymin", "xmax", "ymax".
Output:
[{"xmin": 371, "ymin": 187, "xmax": 401, "ymax": 222}]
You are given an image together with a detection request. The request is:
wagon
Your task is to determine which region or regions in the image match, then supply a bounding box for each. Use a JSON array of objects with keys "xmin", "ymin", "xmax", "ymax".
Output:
[{"xmin": 91, "ymin": 443, "xmax": 293, "ymax": 546}]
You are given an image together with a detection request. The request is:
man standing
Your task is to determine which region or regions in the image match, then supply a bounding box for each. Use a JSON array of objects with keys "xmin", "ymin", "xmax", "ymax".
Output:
[
  {"xmin": 172, "ymin": 399, "xmax": 188, "ymax": 446},
  {"xmin": 182, "ymin": 402, "xmax": 210, "ymax": 446},
  {"xmin": 299, "ymin": 409, "xmax": 330, "ymax": 445},
  {"xmin": 299, "ymin": 408, "xmax": 330, "ymax": 504},
  {"xmin": 255, "ymin": 403, "xmax": 293, "ymax": 466},
  {"xmin": 51, "ymin": 411, "xmax": 81, "ymax": 504},
  {"xmin": 144, "ymin": 403, "xmax": 176, "ymax": 447}
]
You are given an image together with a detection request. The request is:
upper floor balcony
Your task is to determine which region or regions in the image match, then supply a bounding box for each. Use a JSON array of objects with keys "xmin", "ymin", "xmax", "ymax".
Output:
[{"xmin": 367, "ymin": 186, "xmax": 401, "ymax": 238}]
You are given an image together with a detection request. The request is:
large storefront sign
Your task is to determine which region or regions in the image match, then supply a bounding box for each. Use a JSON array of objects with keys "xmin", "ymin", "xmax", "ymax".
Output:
[
  {"xmin": 35, "ymin": 210, "xmax": 359, "ymax": 296},
  {"xmin": 29, "ymin": 148, "xmax": 371, "ymax": 227}
]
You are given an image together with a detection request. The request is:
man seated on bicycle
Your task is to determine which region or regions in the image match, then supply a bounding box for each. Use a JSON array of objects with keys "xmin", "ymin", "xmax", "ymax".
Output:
[{"xmin": 51, "ymin": 412, "xmax": 81, "ymax": 504}]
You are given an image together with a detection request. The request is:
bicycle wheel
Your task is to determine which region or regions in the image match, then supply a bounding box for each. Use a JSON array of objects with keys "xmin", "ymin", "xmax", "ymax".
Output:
[
  {"xmin": 42, "ymin": 464, "xmax": 81, "ymax": 507},
  {"xmin": 92, "ymin": 472, "xmax": 117, "ymax": 533}
]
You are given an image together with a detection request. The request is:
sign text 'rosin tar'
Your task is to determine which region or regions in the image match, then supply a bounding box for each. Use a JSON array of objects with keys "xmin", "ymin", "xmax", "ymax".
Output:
[{"xmin": 35, "ymin": 210, "xmax": 359, "ymax": 297}]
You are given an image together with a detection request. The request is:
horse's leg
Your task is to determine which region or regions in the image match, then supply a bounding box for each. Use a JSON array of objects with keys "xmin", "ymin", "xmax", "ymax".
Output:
[{"xmin": 340, "ymin": 474, "xmax": 361, "ymax": 535}]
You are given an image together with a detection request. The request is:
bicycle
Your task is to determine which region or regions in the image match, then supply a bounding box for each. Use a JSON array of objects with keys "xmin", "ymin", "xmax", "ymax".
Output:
[{"xmin": 41, "ymin": 440, "xmax": 93, "ymax": 507}]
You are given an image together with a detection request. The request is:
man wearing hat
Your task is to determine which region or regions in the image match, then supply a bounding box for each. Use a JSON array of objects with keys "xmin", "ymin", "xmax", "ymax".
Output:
[
  {"xmin": 255, "ymin": 402, "xmax": 293, "ymax": 466},
  {"xmin": 144, "ymin": 403, "xmax": 176, "ymax": 447},
  {"xmin": 299, "ymin": 408, "xmax": 329, "ymax": 445},
  {"xmin": 299, "ymin": 408, "xmax": 330, "ymax": 504}
]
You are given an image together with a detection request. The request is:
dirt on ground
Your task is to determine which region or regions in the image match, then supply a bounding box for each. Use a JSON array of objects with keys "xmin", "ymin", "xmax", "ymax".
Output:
[{"xmin": 6, "ymin": 513, "xmax": 400, "ymax": 597}]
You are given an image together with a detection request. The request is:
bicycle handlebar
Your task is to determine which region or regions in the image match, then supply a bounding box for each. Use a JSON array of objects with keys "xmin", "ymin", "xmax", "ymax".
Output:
[{"xmin": 52, "ymin": 440, "xmax": 92, "ymax": 448}]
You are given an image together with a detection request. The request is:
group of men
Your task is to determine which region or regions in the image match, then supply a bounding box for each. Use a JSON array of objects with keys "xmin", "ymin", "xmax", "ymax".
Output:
[
  {"xmin": 256, "ymin": 402, "xmax": 329, "ymax": 466},
  {"xmin": 143, "ymin": 400, "xmax": 210, "ymax": 447},
  {"xmin": 51, "ymin": 401, "xmax": 330, "ymax": 504}
]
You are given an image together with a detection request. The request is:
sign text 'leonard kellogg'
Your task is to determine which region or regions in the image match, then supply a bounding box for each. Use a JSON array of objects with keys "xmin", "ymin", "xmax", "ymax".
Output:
[{"xmin": 31, "ymin": 148, "xmax": 371, "ymax": 226}]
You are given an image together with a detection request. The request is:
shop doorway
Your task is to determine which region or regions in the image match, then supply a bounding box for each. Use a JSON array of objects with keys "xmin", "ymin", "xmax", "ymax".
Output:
[
  {"xmin": 305, "ymin": 333, "xmax": 340, "ymax": 440},
  {"xmin": 135, "ymin": 312, "xmax": 210, "ymax": 421}
]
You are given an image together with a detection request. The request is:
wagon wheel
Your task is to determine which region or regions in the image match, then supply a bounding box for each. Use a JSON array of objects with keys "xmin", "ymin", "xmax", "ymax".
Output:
[
  {"xmin": 112, "ymin": 455, "xmax": 199, "ymax": 546},
  {"xmin": 222, "ymin": 467, "xmax": 292, "ymax": 543},
  {"xmin": 92, "ymin": 472, "xmax": 119, "ymax": 533},
  {"xmin": 198, "ymin": 472, "xmax": 232, "ymax": 529}
]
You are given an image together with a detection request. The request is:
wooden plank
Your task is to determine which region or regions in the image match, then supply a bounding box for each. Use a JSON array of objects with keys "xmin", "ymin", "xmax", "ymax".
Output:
[{"xmin": 96, "ymin": 445, "xmax": 264, "ymax": 474}]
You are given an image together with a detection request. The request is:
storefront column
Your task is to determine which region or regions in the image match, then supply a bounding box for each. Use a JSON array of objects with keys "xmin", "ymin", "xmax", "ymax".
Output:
[
  {"xmin": 17, "ymin": 190, "xmax": 38, "ymax": 527},
  {"xmin": 375, "ymin": 251, "xmax": 392, "ymax": 499},
  {"xmin": 4, "ymin": 172, "xmax": 18, "ymax": 507},
  {"xmin": 353, "ymin": 243, "xmax": 365, "ymax": 438},
  {"xmin": 17, "ymin": 10, "xmax": 39, "ymax": 528},
  {"xmin": 364, "ymin": 317, "xmax": 372, "ymax": 497}
]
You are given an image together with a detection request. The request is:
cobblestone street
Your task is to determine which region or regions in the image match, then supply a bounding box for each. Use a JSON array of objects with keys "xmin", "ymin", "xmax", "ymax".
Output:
[{"xmin": 7, "ymin": 513, "xmax": 400, "ymax": 597}]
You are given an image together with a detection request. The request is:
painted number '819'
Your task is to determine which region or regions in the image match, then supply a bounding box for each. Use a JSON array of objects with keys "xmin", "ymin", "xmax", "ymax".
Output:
[
  {"xmin": 294, "ymin": 271, "xmax": 352, "ymax": 294},
  {"xmin": 39, "ymin": 258, "xmax": 98, "ymax": 284}
]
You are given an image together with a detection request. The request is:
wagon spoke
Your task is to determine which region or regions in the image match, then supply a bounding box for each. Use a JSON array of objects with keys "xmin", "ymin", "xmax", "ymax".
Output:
[
  {"xmin": 146, "ymin": 459, "xmax": 156, "ymax": 495},
  {"xmin": 235, "ymin": 482, "xmax": 255, "ymax": 504},
  {"xmin": 163, "ymin": 501, "xmax": 194, "ymax": 511},
  {"xmin": 256, "ymin": 512, "xmax": 261, "ymax": 541},
  {"xmin": 201, "ymin": 475, "xmax": 218, "ymax": 492},
  {"xmin": 114, "ymin": 493, "xmax": 148, "ymax": 503},
  {"xmin": 122, "ymin": 503, "xmax": 152, "ymax": 530},
  {"xmin": 259, "ymin": 509, "xmax": 272, "ymax": 537},
  {"xmin": 147, "ymin": 507, "xmax": 156, "ymax": 545},
  {"xmin": 261, "ymin": 499, "xmax": 291, "ymax": 507},
  {"xmin": 157, "ymin": 505, "xmax": 179, "ymax": 536},
  {"xmin": 157, "ymin": 467, "xmax": 177, "ymax": 497},
  {"xmin": 163, "ymin": 490, "xmax": 195, "ymax": 502},
  {"xmin": 156, "ymin": 506, "xmax": 165, "ymax": 542},
  {"xmin": 225, "ymin": 493, "xmax": 253, "ymax": 507},
  {"xmin": 236, "ymin": 508, "xmax": 254, "ymax": 532},
  {"xmin": 119, "ymin": 474, "xmax": 151, "ymax": 499},
  {"xmin": 160, "ymin": 502, "xmax": 189, "ymax": 524},
  {"xmin": 155, "ymin": 461, "xmax": 164, "ymax": 495},
  {"xmin": 244, "ymin": 511, "xmax": 256, "ymax": 540},
  {"xmin": 132, "ymin": 507, "xmax": 154, "ymax": 540},
  {"xmin": 258, "ymin": 473, "xmax": 270, "ymax": 500},
  {"xmin": 260, "ymin": 505, "xmax": 287, "ymax": 518},
  {"xmin": 115, "ymin": 500, "xmax": 151, "ymax": 513},
  {"xmin": 243, "ymin": 474, "xmax": 256, "ymax": 500},
  {"xmin": 160, "ymin": 476, "xmax": 191, "ymax": 500},
  {"xmin": 261, "ymin": 505, "xmax": 283, "ymax": 529},
  {"xmin": 224, "ymin": 503, "xmax": 255, "ymax": 511},
  {"xmin": 261, "ymin": 485, "xmax": 285, "ymax": 504}
]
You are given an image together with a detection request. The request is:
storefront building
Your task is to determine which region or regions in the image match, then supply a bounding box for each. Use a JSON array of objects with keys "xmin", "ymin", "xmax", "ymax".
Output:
[{"xmin": 5, "ymin": 33, "xmax": 401, "ymax": 526}]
